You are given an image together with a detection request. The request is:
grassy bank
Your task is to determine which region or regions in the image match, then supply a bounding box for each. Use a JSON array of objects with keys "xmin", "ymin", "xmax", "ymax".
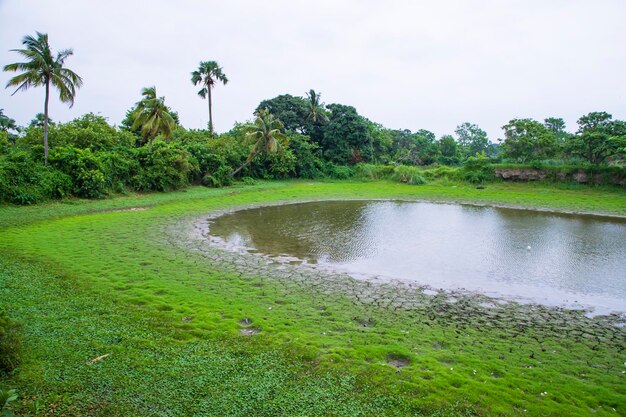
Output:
[{"xmin": 1, "ymin": 180, "xmax": 625, "ymax": 416}]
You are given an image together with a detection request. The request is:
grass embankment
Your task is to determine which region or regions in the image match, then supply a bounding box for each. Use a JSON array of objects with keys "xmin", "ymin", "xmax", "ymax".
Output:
[{"xmin": 0, "ymin": 180, "xmax": 625, "ymax": 416}]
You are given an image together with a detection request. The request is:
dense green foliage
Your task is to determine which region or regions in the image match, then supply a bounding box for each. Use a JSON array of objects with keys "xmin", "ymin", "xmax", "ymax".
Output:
[{"xmin": 2, "ymin": 104, "xmax": 625, "ymax": 204}]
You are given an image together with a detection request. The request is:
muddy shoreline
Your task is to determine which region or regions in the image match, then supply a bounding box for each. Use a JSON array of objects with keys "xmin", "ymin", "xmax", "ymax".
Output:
[{"xmin": 163, "ymin": 199, "xmax": 626, "ymax": 347}]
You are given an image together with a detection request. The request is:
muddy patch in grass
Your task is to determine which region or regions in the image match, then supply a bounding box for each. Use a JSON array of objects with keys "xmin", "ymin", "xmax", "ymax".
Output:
[
  {"xmin": 387, "ymin": 354, "xmax": 411, "ymax": 369},
  {"xmin": 239, "ymin": 327, "xmax": 261, "ymax": 336},
  {"xmin": 239, "ymin": 318, "xmax": 253, "ymax": 326}
]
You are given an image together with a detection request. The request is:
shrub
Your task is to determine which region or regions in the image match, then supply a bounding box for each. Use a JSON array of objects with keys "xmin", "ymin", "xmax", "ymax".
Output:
[
  {"xmin": 354, "ymin": 163, "xmax": 395, "ymax": 180},
  {"xmin": 49, "ymin": 146, "xmax": 107, "ymax": 198},
  {"xmin": 462, "ymin": 153, "xmax": 495, "ymax": 183},
  {"xmin": 323, "ymin": 163, "xmax": 355, "ymax": 179},
  {"xmin": 131, "ymin": 143, "xmax": 196, "ymax": 192},
  {"xmin": 421, "ymin": 165, "xmax": 461, "ymax": 181},
  {"xmin": 241, "ymin": 176, "xmax": 257, "ymax": 185},
  {"xmin": 0, "ymin": 151, "xmax": 72, "ymax": 204},
  {"xmin": 391, "ymin": 165, "xmax": 428, "ymax": 185},
  {"xmin": 0, "ymin": 132, "xmax": 9, "ymax": 154},
  {"xmin": 0, "ymin": 310, "xmax": 20, "ymax": 375},
  {"xmin": 202, "ymin": 166, "xmax": 233, "ymax": 188},
  {"xmin": 287, "ymin": 133, "xmax": 323, "ymax": 179},
  {"xmin": 98, "ymin": 149, "xmax": 141, "ymax": 193},
  {"xmin": 18, "ymin": 114, "xmax": 130, "ymax": 152}
]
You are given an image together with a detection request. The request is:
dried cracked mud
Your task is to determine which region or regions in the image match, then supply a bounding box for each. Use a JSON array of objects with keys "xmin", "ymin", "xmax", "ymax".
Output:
[{"xmin": 162, "ymin": 204, "xmax": 626, "ymax": 352}]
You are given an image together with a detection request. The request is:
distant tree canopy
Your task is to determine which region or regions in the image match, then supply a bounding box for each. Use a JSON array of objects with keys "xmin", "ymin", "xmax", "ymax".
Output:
[
  {"xmin": 256, "ymin": 94, "xmax": 309, "ymax": 134},
  {"xmin": 2, "ymin": 73, "xmax": 625, "ymax": 206},
  {"xmin": 499, "ymin": 119, "xmax": 559, "ymax": 163},
  {"xmin": 455, "ymin": 122, "xmax": 490, "ymax": 158},
  {"xmin": 566, "ymin": 112, "xmax": 626, "ymax": 164}
]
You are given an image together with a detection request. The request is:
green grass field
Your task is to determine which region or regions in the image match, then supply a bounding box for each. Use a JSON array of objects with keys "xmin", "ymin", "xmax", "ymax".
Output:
[{"xmin": 1, "ymin": 180, "xmax": 625, "ymax": 416}]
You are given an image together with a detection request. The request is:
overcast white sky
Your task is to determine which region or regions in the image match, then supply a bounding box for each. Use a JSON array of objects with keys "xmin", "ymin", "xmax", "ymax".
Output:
[{"xmin": 1, "ymin": 0, "xmax": 625, "ymax": 140}]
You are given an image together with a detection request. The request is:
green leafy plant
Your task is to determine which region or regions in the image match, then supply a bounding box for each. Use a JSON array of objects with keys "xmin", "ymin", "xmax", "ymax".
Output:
[
  {"xmin": 0, "ymin": 310, "xmax": 20, "ymax": 375},
  {"xmin": 391, "ymin": 165, "xmax": 428, "ymax": 185},
  {"xmin": 0, "ymin": 389, "xmax": 18, "ymax": 417}
]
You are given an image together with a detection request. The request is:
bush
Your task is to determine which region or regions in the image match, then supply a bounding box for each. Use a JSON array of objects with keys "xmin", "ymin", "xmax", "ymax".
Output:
[
  {"xmin": 18, "ymin": 113, "xmax": 133, "ymax": 152},
  {"xmin": 49, "ymin": 146, "xmax": 107, "ymax": 198},
  {"xmin": 98, "ymin": 148, "xmax": 141, "ymax": 193},
  {"xmin": 202, "ymin": 166, "xmax": 233, "ymax": 188},
  {"xmin": 391, "ymin": 165, "xmax": 428, "ymax": 185},
  {"xmin": 0, "ymin": 132, "xmax": 10, "ymax": 154},
  {"xmin": 421, "ymin": 165, "xmax": 461, "ymax": 181},
  {"xmin": 354, "ymin": 163, "xmax": 395, "ymax": 180},
  {"xmin": 131, "ymin": 143, "xmax": 196, "ymax": 192},
  {"xmin": 0, "ymin": 310, "xmax": 20, "ymax": 375},
  {"xmin": 287, "ymin": 133, "xmax": 323, "ymax": 178},
  {"xmin": 0, "ymin": 151, "xmax": 72, "ymax": 204},
  {"xmin": 323, "ymin": 163, "xmax": 355, "ymax": 179},
  {"xmin": 462, "ymin": 153, "xmax": 495, "ymax": 183}
]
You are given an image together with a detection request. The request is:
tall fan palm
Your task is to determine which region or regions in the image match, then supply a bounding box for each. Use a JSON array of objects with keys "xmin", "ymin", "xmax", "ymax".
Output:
[
  {"xmin": 305, "ymin": 89, "xmax": 328, "ymax": 124},
  {"xmin": 232, "ymin": 109, "xmax": 287, "ymax": 176},
  {"xmin": 3, "ymin": 32, "xmax": 83, "ymax": 164},
  {"xmin": 191, "ymin": 61, "xmax": 228, "ymax": 133},
  {"xmin": 131, "ymin": 86, "xmax": 177, "ymax": 151}
]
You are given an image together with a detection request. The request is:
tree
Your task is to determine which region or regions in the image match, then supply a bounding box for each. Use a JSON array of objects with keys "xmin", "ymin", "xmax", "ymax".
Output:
[
  {"xmin": 390, "ymin": 129, "xmax": 439, "ymax": 166},
  {"xmin": 232, "ymin": 109, "xmax": 287, "ymax": 176},
  {"xmin": 438, "ymin": 134, "xmax": 461, "ymax": 165},
  {"xmin": 29, "ymin": 112, "xmax": 54, "ymax": 128},
  {"xmin": 305, "ymin": 89, "xmax": 328, "ymax": 124},
  {"xmin": 455, "ymin": 122, "xmax": 490, "ymax": 158},
  {"xmin": 0, "ymin": 109, "xmax": 18, "ymax": 132},
  {"xmin": 256, "ymin": 94, "xmax": 309, "ymax": 133},
  {"xmin": 322, "ymin": 104, "xmax": 372, "ymax": 164},
  {"xmin": 544, "ymin": 117, "xmax": 570, "ymax": 143},
  {"xmin": 191, "ymin": 61, "xmax": 228, "ymax": 133},
  {"xmin": 131, "ymin": 87, "xmax": 177, "ymax": 151},
  {"xmin": 499, "ymin": 118, "xmax": 558, "ymax": 162},
  {"xmin": 3, "ymin": 32, "xmax": 83, "ymax": 164},
  {"xmin": 566, "ymin": 112, "xmax": 626, "ymax": 164}
]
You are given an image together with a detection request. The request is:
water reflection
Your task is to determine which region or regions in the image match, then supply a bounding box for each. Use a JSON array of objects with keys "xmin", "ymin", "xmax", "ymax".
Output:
[{"xmin": 207, "ymin": 200, "xmax": 626, "ymax": 313}]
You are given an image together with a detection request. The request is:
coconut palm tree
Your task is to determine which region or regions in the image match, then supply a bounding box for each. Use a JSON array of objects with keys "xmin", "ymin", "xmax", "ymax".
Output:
[
  {"xmin": 191, "ymin": 61, "xmax": 228, "ymax": 133},
  {"xmin": 131, "ymin": 86, "xmax": 177, "ymax": 151},
  {"xmin": 0, "ymin": 109, "xmax": 18, "ymax": 132},
  {"xmin": 3, "ymin": 32, "xmax": 83, "ymax": 164},
  {"xmin": 305, "ymin": 89, "xmax": 328, "ymax": 124},
  {"xmin": 29, "ymin": 112, "xmax": 53, "ymax": 128},
  {"xmin": 232, "ymin": 109, "xmax": 287, "ymax": 176}
]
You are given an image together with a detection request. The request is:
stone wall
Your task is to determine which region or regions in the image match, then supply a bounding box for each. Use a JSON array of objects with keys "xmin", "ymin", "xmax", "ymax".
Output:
[{"xmin": 494, "ymin": 167, "xmax": 626, "ymax": 186}]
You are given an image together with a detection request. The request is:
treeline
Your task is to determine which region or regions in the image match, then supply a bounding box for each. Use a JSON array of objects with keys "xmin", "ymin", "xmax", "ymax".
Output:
[
  {"xmin": 1, "ymin": 32, "xmax": 625, "ymax": 205},
  {"xmin": 1, "ymin": 96, "xmax": 625, "ymax": 205}
]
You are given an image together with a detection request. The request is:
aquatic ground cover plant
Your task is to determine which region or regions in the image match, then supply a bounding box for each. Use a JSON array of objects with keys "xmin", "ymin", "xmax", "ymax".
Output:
[{"xmin": 0, "ymin": 181, "xmax": 625, "ymax": 415}]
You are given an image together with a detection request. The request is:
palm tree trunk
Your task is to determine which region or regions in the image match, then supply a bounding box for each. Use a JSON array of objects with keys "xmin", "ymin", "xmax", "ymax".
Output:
[
  {"xmin": 43, "ymin": 80, "xmax": 50, "ymax": 165},
  {"xmin": 231, "ymin": 150, "xmax": 261, "ymax": 177},
  {"xmin": 208, "ymin": 86, "xmax": 213, "ymax": 133}
]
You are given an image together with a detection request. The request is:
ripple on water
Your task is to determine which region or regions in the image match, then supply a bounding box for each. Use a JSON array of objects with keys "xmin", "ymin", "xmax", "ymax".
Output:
[{"xmin": 205, "ymin": 200, "xmax": 626, "ymax": 315}]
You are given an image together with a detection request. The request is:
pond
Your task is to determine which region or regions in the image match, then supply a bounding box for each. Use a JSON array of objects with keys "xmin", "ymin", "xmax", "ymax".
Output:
[{"xmin": 206, "ymin": 200, "xmax": 626, "ymax": 315}]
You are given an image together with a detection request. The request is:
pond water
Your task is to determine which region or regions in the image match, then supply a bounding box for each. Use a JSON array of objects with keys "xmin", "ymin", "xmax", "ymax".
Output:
[{"xmin": 206, "ymin": 200, "xmax": 626, "ymax": 315}]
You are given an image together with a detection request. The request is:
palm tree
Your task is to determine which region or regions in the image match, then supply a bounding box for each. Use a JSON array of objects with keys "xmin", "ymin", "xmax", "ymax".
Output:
[
  {"xmin": 191, "ymin": 61, "xmax": 228, "ymax": 133},
  {"xmin": 29, "ymin": 112, "xmax": 53, "ymax": 128},
  {"xmin": 0, "ymin": 109, "xmax": 18, "ymax": 132},
  {"xmin": 305, "ymin": 89, "xmax": 328, "ymax": 124},
  {"xmin": 131, "ymin": 86, "xmax": 177, "ymax": 151},
  {"xmin": 3, "ymin": 32, "xmax": 83, "ymax": 164},
  {"xmin": 232, "ymin": 109, "xmax": 287, "ymax": 177}
]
